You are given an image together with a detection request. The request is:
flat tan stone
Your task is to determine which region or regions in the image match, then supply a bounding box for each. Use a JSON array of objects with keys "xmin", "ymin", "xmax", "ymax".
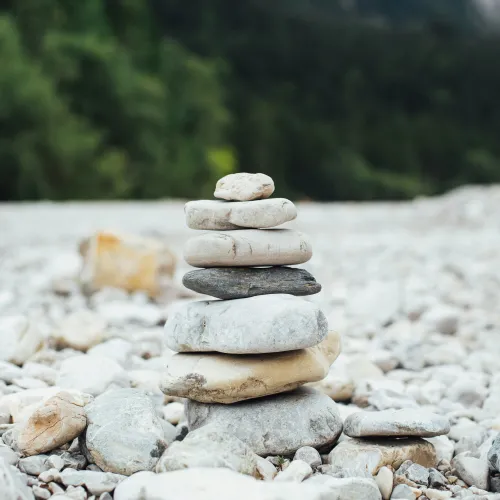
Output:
[
  {"xmin": 79, "ymin": 231, "xmax": 176, "ymax": 297},
  {"xmin": 17, "ymin": 391, "xmax": 91, "ymax": 456},
  {"xmin": 183, "ymin": 229, "xmax": 312, "ymax": 268},
  {"xmin": 161, "ymin": 331, "xmax": 341, "ymax": 404},
  {"xmin": 327, "ymin": 438, "xmax": 437, "ymax": 475}
]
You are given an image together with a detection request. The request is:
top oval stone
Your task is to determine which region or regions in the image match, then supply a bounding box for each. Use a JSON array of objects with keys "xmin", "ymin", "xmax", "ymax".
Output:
[{"xmin": 214, "ymin": 173, "xmax": 274, "ymax": 201}]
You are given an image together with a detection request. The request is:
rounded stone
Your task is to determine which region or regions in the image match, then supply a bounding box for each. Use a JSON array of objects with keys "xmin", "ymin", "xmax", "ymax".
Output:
[
  {"xmin": 182, "ymin": 267, "xmax": 321, "ymax": 300},
  {"xmin": 185, "ymin": 198, "xmax": 296, "ymax": 230},
  {"xmin": 185, "ymin": 387, "xmax": 343, "ymax": 456},
  {"xmin": 344, "ymin": 409, "xmax": 451, "ymax": 438},
  {"xmin": 81, "ymin": 389, "xmax": 167, "ymax": 476},
  {"xmin": 164, "ymin": 294, "xmax": 328, "ymax": 354},
  {"xmin": 183, "ymin": 229, "xmax": 312, "ymax": 268},
  {"xmin": 214, "ymin": 173, "xmax": 274, "ymax": 201},
  {"xmin": 161, "ymin": 331, "xmax": 341, "ymax": 403}
]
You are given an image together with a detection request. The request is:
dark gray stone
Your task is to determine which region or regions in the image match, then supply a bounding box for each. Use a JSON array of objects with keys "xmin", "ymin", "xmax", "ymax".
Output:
[
  {"xmin": 491, "ymin": 475, "xmax": 500, "ymax": 493},
  {"xmin": 182, "ymin": 267, "xmax": 321, "ymax": 300},
  {"xmin": 429, "ymin": 468, "xmax": 447, "ymax": 488}
]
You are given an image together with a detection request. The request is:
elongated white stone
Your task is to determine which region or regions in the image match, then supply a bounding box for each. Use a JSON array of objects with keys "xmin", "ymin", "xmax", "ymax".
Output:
[
  {"xmin": 185, "ymin": 198, "xmax": 297, "ymax": 230},
  {"xmin": 183, "ymin": 229, "xmax": 312, "ymax": 267},
  {"xmin": 164, "ymin": 294, "xmax": 328, "ymax": 354}
]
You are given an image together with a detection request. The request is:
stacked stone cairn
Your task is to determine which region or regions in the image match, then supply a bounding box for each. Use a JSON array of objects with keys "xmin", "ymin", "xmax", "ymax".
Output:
[{"xmin": 161, "ymin": 173, "xmax": 344, "ymax": 457}]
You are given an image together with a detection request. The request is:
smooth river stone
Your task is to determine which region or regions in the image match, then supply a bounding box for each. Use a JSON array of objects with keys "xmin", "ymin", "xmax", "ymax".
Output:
[
  {"xmin": 214, "ymin": 173, "xmax": 274, "ymax": 201},
  {"xmin": 182, "ymin": 267, "xmax": 321, "ymax": 300},
  {"xmin": 164, "ymin": 294, "xmax": 328, "ymax": 354},
  {"xmin": 183, "ymin": 229, "xmax": 312, "ymax": 268},
  {"xmin": 186, "ymin": 387, "xmax": 343, "ymax": 456},
  {"xmin": 344, "ymin": 409, "xmax": 451, "ymax": 438},
  {"xmin": 161, "ymin": 331, "xmax": 341, "ymax": 404},
  {"xmin": 185, "ymin": 198, "xmax": 297, "ymax": 230}
]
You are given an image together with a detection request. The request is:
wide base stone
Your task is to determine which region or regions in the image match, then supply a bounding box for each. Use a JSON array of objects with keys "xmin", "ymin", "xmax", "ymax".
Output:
[
  {"xmin": 161, "ymin": 331, "xmax": 341, "ymax": 403},
  {"xmin": 186, "ymin": 387, "xmax": 343, "ymax": 456},
  {"xmin": 182, "ymin": 267, "xmax": 321, "ymax": 300}
]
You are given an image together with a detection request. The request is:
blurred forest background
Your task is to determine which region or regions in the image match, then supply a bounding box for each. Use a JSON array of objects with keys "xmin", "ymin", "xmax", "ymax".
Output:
[{"xmin": 1, "ymin": 0, "xmax": 500, "ymax": 202}]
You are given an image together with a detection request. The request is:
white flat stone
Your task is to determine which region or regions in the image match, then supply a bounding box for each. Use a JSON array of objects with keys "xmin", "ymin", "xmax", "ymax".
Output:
[
  {"xmin": 185, "ymin": 198, "xmax": 297, "ymax": 230},
  {"xmin": 214, "ymin": 173, "xmax": 274, "ymax": 201},
  {"xmin": 161, "ymin": 331, "xmax": 341, "ymax": 403},
  {"xmin": 183, "ymin": 229, "xmax": 312, "ymax": 267},
  {"xmin": 164, "ymin": 294, "xmax": 328, "ymax": 354},
  {"xmin": 344, "ymin": 409, "xmax": 450, "ymax": 438}
]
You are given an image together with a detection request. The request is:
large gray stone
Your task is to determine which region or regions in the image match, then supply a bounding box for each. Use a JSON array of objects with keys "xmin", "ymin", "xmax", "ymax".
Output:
[
  {"xmin": 164, "ymin": 294, "xmax": 328, "ymax": 354},
  {"xmin": 81, "ymin": 389, "xmax": 167, "ymax": 476},
  {"xmin": 114, "ymin": 468, "xmax": 332, "ymax": 500},
  {"xmin": 214, "ymin": 173, "xmax": 274, "ymax": 201},
  {"xmin": 186, "ymin": 387, "xmax": 342, "ymax": 456},
  {"xmin": 183, "ymin": 229, "xmax": 312, "ymax": 267},
  {"xmin": 344, "ymin": 409, "xmax": 450, "ymax": 438},
  {"xmin": 185, "ymin": 198, "xmax": 296, "ymax": 230},
  {"xmin": 182, "ymin": 267, "xmax": 321, "ymax": 300},
  {"xmin": 155, "ymin": 425, "xmax": 260, "ymax": 477}
]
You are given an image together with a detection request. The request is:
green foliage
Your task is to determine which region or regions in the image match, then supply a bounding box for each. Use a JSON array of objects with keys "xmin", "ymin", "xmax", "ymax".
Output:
[{"xmin": 0, "ymin": 0, "xmax": 499, "ymax": 201}]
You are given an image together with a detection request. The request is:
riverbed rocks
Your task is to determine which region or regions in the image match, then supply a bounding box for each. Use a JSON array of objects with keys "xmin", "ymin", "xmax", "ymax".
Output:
[
  {"xmin": 214, "ymin": 172, "xmax": 275, "ymax": 201},
  {"xmin": 4, "ymin": 185, "xmax": 500, "ymax": 499}
]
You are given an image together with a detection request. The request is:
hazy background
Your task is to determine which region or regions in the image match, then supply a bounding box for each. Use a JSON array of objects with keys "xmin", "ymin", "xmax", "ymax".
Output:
[{"xmin": 2, "ymin": 0, "xmax": 500, "ymax": 202}]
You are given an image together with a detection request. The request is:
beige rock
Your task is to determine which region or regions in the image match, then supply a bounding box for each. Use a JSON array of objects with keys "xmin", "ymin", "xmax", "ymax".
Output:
[
  {"xmin": 327, "ymin": 438, "xmax": 437, "ymax": 475},
  {"xmin": 0, "ymin": 387, "xmax": 61, "ymax": 423},
  {"xmin": 161, "ymin": 332, "xmax": 341, "ymax": 404},
  {"xmin": 53, "ymin": 311, "xmax": 107, "ymax": 351},
  {"xmin": 183, "ymin": 229, "xmax": 312, "ymax": 268},
  {"xmin": 17, "ymin": 391, "xmax": 91, "ymax": 456},
  {"xmin": 79, "ymin": 231, "xmax": 176, "ymax": 298},
  {"xmin": 214, "ymin": 173, "xmax": 274, "ymax": 201}
]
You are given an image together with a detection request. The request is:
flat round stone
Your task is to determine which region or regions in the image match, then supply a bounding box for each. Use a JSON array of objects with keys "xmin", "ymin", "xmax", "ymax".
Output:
[
  {"xmin": 343, "ymin": 409, "xmax": 451, "ymax": 438},
  {"xmin": 185, "ymin": 198, "xmax": 297, "ymax": 230},
  {"xmin": 214, "ymin": 173, "xmax": 274, "ymax": 201},
  {"xmin": 161, "ymin": 331, "xmax": 341, "ymax": 403},
  {"xmin": 183, "ymin": 229, "xmax": 312, "ymax": 268},
  {"xmin": 182, "ymin": 267, "xmax": 321, "ymax": 299},
  {"xmin": 186, "ymin": 387, "xmax": 343, "ymax": 456},
  {"xmin": 164, "ymin": 294, "xmax": 328, "ymax": 354}
]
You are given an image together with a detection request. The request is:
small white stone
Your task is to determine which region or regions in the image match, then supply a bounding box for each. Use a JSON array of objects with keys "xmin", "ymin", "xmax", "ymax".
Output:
[
  {"xmin": 56, "ymin": 356, "xmax": 130, "ymax": 396},
  {"xmin": 452, "ymin": 453, "xmax": 489, "ymax": 490},
  {"xmin": 0, "ymin": 316, "xmax": 43, "ymax": 366},
  {"xmin": 53, "ymin": 311, "xmax": 107, "ymax": 352},
  {"xmin": 293, "ymin": 446, "xmax": 322, "ymax": 469},
  {"xmin": 162, "ymin": 402, "xmax": 184, "ymax": 425},
  {"xmin": 60, "ymin": 468, "xmax": 126, "ymax": 495},
  {"xmin": 256, "ymin": 456, "xmax": 277, "ymax": 481},
  {"xmin": 376, "ymin": 466, "xmax": 393, "ymax": 500},
  {"xmin": 274, "ymin": 460, "xmax": 312, "ymax": 482},
  {"xmin": 214, "ymin": 173, "xmax": 274, "ymax": 201}
]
